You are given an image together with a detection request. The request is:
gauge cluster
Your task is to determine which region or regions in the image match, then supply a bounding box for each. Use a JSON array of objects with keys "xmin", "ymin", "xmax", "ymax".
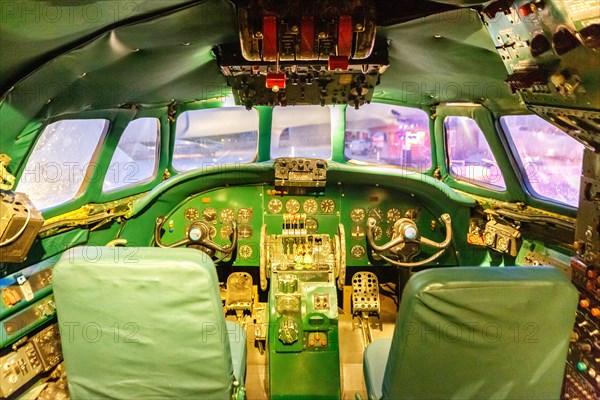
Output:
[{"xmin": 160, "ymin": 184, "xmax": 450, "ymax": 267}]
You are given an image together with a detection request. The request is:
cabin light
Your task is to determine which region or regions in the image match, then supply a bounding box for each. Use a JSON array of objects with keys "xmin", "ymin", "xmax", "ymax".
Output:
[
  {"xmin": 434, "ymin": 34, "xmax": 442, "ymax": 39},
  {"xmin": 132, "ymin": 48, "xmax": 140, "ymax": 52},
  {"xmin": 182, "ymin": 42, "xmax": 191, "ymax": 46}
]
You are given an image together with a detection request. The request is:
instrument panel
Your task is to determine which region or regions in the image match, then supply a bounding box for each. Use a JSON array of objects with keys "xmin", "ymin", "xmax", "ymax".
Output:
[{"xmin": 159, "ymin": 184, "xmax": 454, "ymax": 267}]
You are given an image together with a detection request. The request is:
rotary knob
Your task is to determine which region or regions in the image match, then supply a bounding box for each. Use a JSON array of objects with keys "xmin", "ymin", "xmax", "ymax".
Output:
[{"xmin": 278, "ymin": 318, "xmax": 299, "ymax": 345}]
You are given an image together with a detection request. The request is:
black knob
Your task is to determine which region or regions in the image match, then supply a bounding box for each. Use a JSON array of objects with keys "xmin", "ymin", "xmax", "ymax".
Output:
[
  {"xmin": 531, "ymin": 33, "xmax": 551, "ymax": 57},
  {"xmin": 553, "ymin": 27, "xmax": 580, "ymax": 55}
]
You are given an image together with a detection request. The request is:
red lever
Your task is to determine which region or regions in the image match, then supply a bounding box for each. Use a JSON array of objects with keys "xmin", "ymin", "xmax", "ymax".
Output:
[
  {"xmin": 300, "ymin": 16, "xmax": 315, "ymax": 60},
  {"xmin": 263, "ymin": 15, "xmax": 277, "ymax": 61},
  {"xmin": 338, "ymin": 15, "xmax": 353, "ymax": 57}
]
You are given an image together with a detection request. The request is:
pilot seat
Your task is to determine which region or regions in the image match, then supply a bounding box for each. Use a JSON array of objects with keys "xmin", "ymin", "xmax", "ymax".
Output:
[
  {"xmin": 363, "ymin": 266, "xmax": 578, "ymax": 400},
  {"xmin": 53, "ymin": 246, "xmax": 246, "ymax": 399}
]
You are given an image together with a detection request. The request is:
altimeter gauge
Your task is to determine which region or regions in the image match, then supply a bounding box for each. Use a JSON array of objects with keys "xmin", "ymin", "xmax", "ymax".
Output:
[
  {"xmin": 268, "ymin": 198, "xmax": 283, "ymax": 214},
  {"xmin": 320, "ymin": 199, "xmax": 335, "ymax": 213},
  {"xmin": 220, "ymin": 208, "xmax": 234, "ymax": 223},
  {"xmin": 350, "ymin": 208, "xmax": 365, "ymax": 222},
  {"xmin": 239, "ymin": 245, "xmax": 253, "ymax": 259},
  {"xmin": 351, "ymin": 245, "xmax": 366, "ymax": 259},
  {"xmin": 387, "ymin": 208, "xmax": 401, "ymax": 223},
  {"xmin": 285, "ymin": 199, "xmax": 301, "ymax": 213},
  {"xmin": 184, "ymin": 208, "xmax": 199, "ymax": 221},
  {"xmin": 303, "ymin": 199, "xmax": 318, "ymax": 214}
]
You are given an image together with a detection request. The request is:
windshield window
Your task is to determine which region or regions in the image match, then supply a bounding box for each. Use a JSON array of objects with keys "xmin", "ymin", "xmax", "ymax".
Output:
[
  {"xmin": 271, "ymin": 106, "xmax": 332, "ymax": 159},
  {"xmin": 445, "ymin": 116, "xmax": 506, "ymax": 189},
  {"xmin": 17, "ymin": 119, "xmax": 109, "ymax": 210},
  {"xmin": 172, "ymin": 107, "xmax": 259, "ymax": 172},
  {"xmin": 103, "ymin": 118, "xmax": 160, "ymax": 192},
  {"xmin": 345, "ymin": 103, "xmax": 431, "ymax": 170},
  {"xmin": 501, "ymin": 115, "xmax": 583, "ymax": 207}
]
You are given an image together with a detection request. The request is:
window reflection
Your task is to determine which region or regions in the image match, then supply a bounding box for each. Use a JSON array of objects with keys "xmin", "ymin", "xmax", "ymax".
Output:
[
  {"xmin": 345, "ymin": 103, "xmax": 431, "ymax": 170},
  {"xmin": 173, "ymin": 107, "xmax": 259, "ymax": 172},
  {"xmin": 501, "ymin": 115, "xmax": 583, "ymax": 207}
]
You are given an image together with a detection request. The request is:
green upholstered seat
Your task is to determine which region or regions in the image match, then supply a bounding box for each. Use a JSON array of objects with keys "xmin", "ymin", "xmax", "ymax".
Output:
[
  {"xmin": 363, "ymin": 266, "xmax": 578, "ymax": 400},
  {"xmin": 53, "ymin": 246, "xmax": 246, "ymax": 400}
]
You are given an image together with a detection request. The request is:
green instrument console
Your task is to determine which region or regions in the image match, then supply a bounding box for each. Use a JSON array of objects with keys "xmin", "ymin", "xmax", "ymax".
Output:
[{"xmin": 264, "ymin": 226, "xmax": 342, "ymax": 399}]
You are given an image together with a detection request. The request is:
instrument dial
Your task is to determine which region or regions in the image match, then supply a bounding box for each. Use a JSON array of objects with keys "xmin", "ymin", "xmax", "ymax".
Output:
[
  {"xmin": 208, "ymin": 225, "xmax": 217, "ymax": 239},
  {"xmin": 184, "ymin": 208, "xmax": 199, "ymax": 221},
  {"xmin": 305, "ymin": 217, "xmax": 319, "ymax": 233},
  {"xmin": 405, "ymin": 208, "xmax": 419, "ymax": 220},
  {"xmin": 351, "ymin": 245, "xmax": 366, "ymax": 259},
  {"xmin": 351, "ymin": 225, "xmax": 365, "ymax": 239},
  {"xmin": 237, "ymin": 208, "xmax": 253, "ymax": 223},
  {"xmin": 386, "ymin": 225, "xmax": 395, "ymax": 238},
  {"xmin": 368, "ymin": 207, "xmax": 383, "ymax": 222},
  {"xmin": 285, "ymin": 199, "xmax": 301, "ymax": 213},
  {"xmin": 239, "ymin": 244, "xmax": 253, "ymax": 259},
  {"xmin": 303, "ymin": 199, "xmax": 318, "ymax": 214},
  {"xmin": 387, "ymin": 208, "xmax": 401, "ymax": 223},
  {"xmin": 350, "ymin": 208, "xmax": 365, "ymax": 223},
  {"xmin": 320, "ymin": 199, "xmax": 335, "ymax": 213},
  {"xmin": 220, "ymin": 225, "xmax": 234, "ymax": 240},
  {"xmin": 220, "ymin": 208, "xmax": 234, "ymax": 223},
  {"xmin": 268, "ymin": 198, "xmax": 283, "ymax": 214},
  {"xmin": 203, "ymin": 207, "xmax": 217, "ymax": 223},
  {"xmin": 238, "ymin": 225, "xmax": 253, "ymax": 239},
  {"xmin": 372, "ymin": 225, "xmax": 383, "ymax": 240}
]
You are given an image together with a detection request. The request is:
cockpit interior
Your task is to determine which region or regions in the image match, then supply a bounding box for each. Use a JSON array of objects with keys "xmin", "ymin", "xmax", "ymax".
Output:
[{"xmin": 1, "ymin": 1, "xmax": 599, "ymax": 399}]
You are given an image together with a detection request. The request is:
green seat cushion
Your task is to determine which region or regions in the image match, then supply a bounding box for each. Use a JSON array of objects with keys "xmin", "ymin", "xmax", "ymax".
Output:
[
  {"xmin": 363, "ymin": 338, "xmax": 391, "ymax": 400},
  {"xmin": 53, "ymin": 246, "xmax": 241, "ymax": 399},
  {"xmin": 377, "ymin": 266, "xmax": 578, "ymax": 400}
]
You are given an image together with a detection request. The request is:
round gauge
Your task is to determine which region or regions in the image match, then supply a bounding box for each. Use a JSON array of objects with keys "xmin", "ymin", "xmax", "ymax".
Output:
[
  {"xmin": 184, "ymin": 208, "xmax": 199, "ymax": 221},
  {"xmin": 303, "ymin": 199, "xmax": 318, "ymax": 214},
  {"xmin": 305, "ymin": 217, "xmax": 319, "ymax": 233},
  {"xmin": 497, "ymin": 236, "xmax": 509, "ymax": 252},
  {"xmin": 350, "ymin": 208, "xmax": 365, "ymax": 223},
  {"xmin": 387, "ymin": 208, "xmax": 401, "ymax": 223},
  {"xmin": 386, "ymin": 225, "xmax": 395, "ymax": 238},
  {"xmin": 220, "ymin": 208, "xmax": 234, "ymax": 223},
  {"xmin": 268, "ymin": 198, "xmax": 283, "ymax": 214},
  {"xmin": 202, "ymin": 207, "xmax": 217, "ymax": 223},
  {"xmin": 237, "ymin": 208, "xmax": 253, "ymax": 223},
  {"xmin": 351, "ymin": 245, "xmax": 366, "ymax": 259},
  {"xmin": 405, "ymin": 208, "xmax": 419, "ymax": 220},
  {"xmin": 320, "ymin": 199, "xmax": 336, "ymax": 213},
  {"xmin": 368, "ymin": 207, "xmax": 383, "ymax": 222},
  {"xmin": 484, "ymin": 231, "xmax": 496, "ymax": 246},
  {"xmin": 220, "ymin": 225, "xmax": 234, "ymax": 240},
  {"xmin": 285, "ymin": 199, "xmax": 301, "ymax": 213},
  {"xmin": 208, "ymin": 225, "xmax": 217, "ymax": 239},
  {"xmin": 372, "ymin": 225, "xmax": 383, "ymax": 240},
  {"xmin": 238, "ymin": 225, "xmax": 253, "ymax": 239},
  {"xmin": 239, "ymin": 244, "xmax": 253, "ymax": 259},
  {"xmin": 351, "ymin": 225, "xmax": 365, "ymax": 239}
]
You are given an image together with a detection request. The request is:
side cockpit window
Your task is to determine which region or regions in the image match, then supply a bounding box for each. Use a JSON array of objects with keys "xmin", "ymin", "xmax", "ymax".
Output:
[
  {"xmin": 445, "ymin": 116, "xmax": 506, "ymax": 189},
  {"xmin": 17, "ymin": 119, "xmax": 109, "ymax": 210},
  {"xmin": 172, "ymin": 107, "xmax": 259, "ymax": 172},
  {"xmin": 102, "ymin": 118, "xmax": 160, "ymax": 192},
  {"xmin": 501, "ymin": 115, "xmax": 583, "ymax": 207},
  {"xmin": 345, "ymin": 103, "xmax": 431, "ymax": 170}
]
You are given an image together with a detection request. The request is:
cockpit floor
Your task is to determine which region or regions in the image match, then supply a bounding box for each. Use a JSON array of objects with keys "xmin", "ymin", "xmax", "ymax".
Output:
[{"xmin": 243, "ymin": 294, "xmax": 398, "ymax": 400}]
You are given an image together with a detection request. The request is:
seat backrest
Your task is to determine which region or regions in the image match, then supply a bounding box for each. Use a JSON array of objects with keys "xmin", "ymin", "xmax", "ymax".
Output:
[
  {"xmin": 383, "ymin": 266, "xmax": 578, "ymax": 400},
  {"xmin": 53, "ymin": 246, "xmax": 235, "ymax": 399}
]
